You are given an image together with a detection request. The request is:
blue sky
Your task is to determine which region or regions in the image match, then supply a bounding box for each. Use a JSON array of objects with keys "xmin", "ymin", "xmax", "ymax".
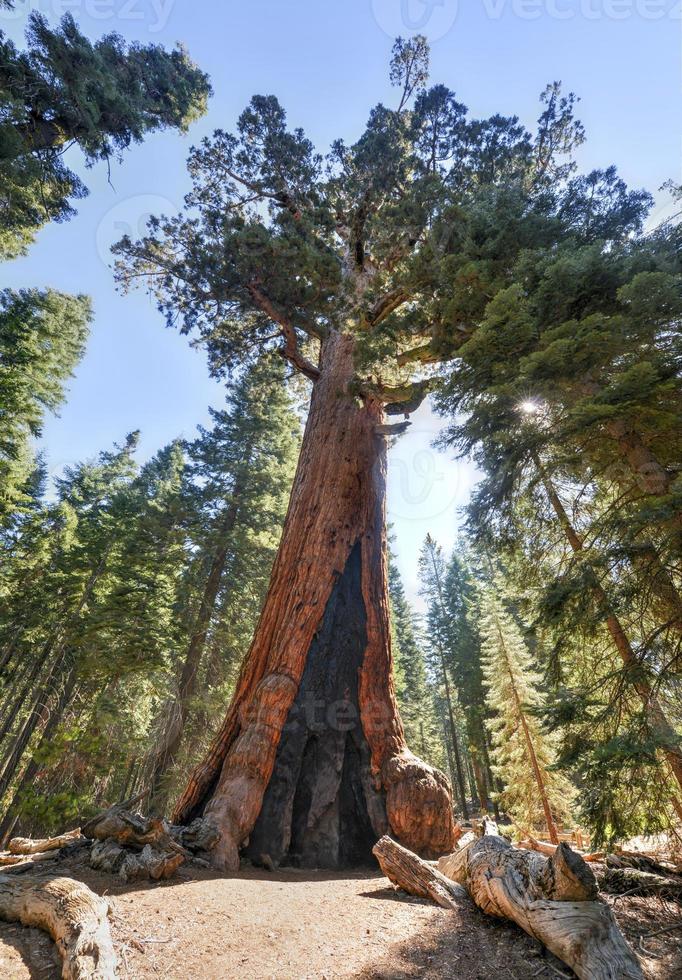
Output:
[{"xmin": 1, "ymin": 0, "xmax": 680, "ymax": 606}]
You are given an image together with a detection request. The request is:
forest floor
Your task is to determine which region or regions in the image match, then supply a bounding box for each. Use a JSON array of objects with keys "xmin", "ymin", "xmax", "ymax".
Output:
[{"xmin": 0, "ymin": 864, "xmax": 680, "ymax": 979}]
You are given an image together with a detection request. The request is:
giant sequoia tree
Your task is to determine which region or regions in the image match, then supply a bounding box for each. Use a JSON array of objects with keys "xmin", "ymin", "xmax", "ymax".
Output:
[{"xmin": 114, "ymin": 38, "xmax": 637, "ymax": 870}]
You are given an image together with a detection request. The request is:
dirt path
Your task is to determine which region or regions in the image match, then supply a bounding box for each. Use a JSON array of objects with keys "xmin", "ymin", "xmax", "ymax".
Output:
[{"xmin": 0, "ymin": 865, "xmax": 679, "ymax": 979}]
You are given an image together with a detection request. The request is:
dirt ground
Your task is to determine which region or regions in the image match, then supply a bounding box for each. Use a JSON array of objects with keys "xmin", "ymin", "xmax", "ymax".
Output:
[{"xmin": 0, "ymin": 864, "xmax": 680, "ymax": 979}]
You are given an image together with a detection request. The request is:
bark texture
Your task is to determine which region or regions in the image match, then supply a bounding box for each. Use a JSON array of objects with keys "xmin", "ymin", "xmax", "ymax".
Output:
[
  {"xmin": 373, "ymin": 835, "xmax": 466, "ymax": 910},
  {"xmin": 173, "ymin": 330, "xmax": 456, "ymax": 869},
  {"xmin": 439, "ymin": 835, "xmax": 643, "ymax": 980},
  {"xmin": 0, "ymin": 873, "xmax": 116, "ymax": 979}
]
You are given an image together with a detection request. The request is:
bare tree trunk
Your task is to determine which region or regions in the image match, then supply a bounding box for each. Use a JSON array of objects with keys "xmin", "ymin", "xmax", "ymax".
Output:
[
  {"xmin": 481, "ymin": 732, "xmax": 501, "ymax": 821},
  {"xmin": 471, "ymin": 754, "xmax": 489, "ymax": 814},
  {"xmin": 438, "ymin": 652, "xmax": 469, "ymax": 819},
  {"xmin": 0, "ymin": 642, "xmax": 54, "ymax": 748},
  {"xmin": 172, "ymin": 330, "xmax": 456, "ymax": 870},
  {"xmin": 0, "ymin": 656, "xmax": 69, "ymax": 801},
  {"xmin": 424, "ymin": 544, "xmax": 470, "ymax": 819}
]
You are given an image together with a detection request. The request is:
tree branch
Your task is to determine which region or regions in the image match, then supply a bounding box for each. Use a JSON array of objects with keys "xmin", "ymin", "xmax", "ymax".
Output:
[
  {"xmin": 223, "ymin": 167, "xmax": 302, "ymax": 220},
  {"xmin": 362, "ymin": 377, "xmax": 441, "ymax": 416},
  {"xmin": 368, "ymin": 288, "xmax": 410, "ymax": 328},
  {"xmin": 247, "ymin": 284, "xmax": 320, "ymax": 381},
  {"xmin": 396, "ymin": 343, "xmax": 440, "ymax": 367}
]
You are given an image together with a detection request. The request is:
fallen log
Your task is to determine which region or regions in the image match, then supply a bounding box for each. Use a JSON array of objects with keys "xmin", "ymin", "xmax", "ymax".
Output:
[
  {"xmin": 0, "ymin": 853, "xmax": 27, "ymax": 866},
  {"xmin": 372, "ymin": 836, "xmax": 467, "ymax": 911},
  {"xmin": 439, "ymin": 835, "xmax": 643, "ymax": 980},
  {"xmin": 0, "ymin": 849, "xmax": 62, "ymax": 871},
  {"xmin": 8, "ymin": 828, "xmax": 82, "ymax": 854},
  {"xmin": 0, "ymin": 873, "xmax": 116, "ymax": 979},
  {"xmin": 606, "ymin": 853, "xmax": 682, "ymax": 878}
]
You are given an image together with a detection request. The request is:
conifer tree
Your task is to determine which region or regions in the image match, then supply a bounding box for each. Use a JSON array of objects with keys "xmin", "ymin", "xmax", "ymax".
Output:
[
  {"xmin": 0, "ymin": 433, "xmax": 140, "ymax": 820},
  {"xmin": 442, "ymin": 552, "xmax": 496, "ymax": 815},
  {"xmin": 478, "ymin": 586, "xmax": 574, "ymax": 840},
  {"xmin": 0, "ymin": 11, "xmax": 210, "ymax": 256},
  {"xmin": 0, "ymin": 288, "xmax": 90, "ymax": 526},
  {"xmin": 387, "ymin": 548, "xmax": 442, "ymax": 769},
  {"xmin": 113, "ymin": 34, "xmax": 650, "ymax": 869},
  {"xmin": 434, "ymin": 236, "xmax": 682, "ymax": 810},
  {"xmin": 419, "ymin": 534, "xmax": 470, "ymax": 818}
]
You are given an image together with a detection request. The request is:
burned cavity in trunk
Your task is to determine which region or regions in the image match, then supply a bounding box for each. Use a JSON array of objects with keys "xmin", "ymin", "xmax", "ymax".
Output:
[
  {"xmin": 174, "ymin": 331, "xmax": 456, "ymax": 872},
  {"xmin": 247, "ymin": 542, "xmax": 386, "ymax": 869}
]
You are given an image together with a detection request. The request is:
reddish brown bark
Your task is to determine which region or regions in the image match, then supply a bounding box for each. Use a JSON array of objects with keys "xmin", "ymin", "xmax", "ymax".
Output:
[{"xmin": 172, "ymin": 330, "xmax": 456, "ymax": 870}]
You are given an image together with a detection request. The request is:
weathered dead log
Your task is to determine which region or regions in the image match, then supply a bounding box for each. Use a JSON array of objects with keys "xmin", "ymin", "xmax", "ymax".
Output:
[
  {"xmin": 89, "ymin": 839, "xmax": 184, "ymax": 881},
  {"xmin": 8, "ymin": 827, "xmax": 82, "ymax": 854},
  {"xmin": 80, "ymin": 800, "xmax": 188, "ymax": 880},
  {"xmin": 0, "ymin": 849, "xmax": 62, "ymax": 871},
  {"xmin": 0, "ymin": 852, "xmax": 27, "ymax": 865},
  {"xmin": 598, "ymin": 866, "xmax": 682, "ymax": 898},
  {"xmin": 82, "ymin": 802, "xmax": 185, "ymax": 856},
  {"xmin": 0, "ymin": 873, "xmax": 116, "ymax": 979},
  {"xmin": 606, "ymin": 852, "xmax": 682, "ymax": 878},
  {"xmin": 439, "ymin": 835, "xmax": 643, "ymax": 980},
  {"xmin": 372, "ymin": 836, "xmax": 466, "ymax": 910}
]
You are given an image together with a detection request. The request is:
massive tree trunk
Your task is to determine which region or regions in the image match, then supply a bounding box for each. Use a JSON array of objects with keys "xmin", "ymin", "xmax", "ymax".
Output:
[{"xmin": 172, "ymin": 330, "xmax": 456, "ymax": 870}]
